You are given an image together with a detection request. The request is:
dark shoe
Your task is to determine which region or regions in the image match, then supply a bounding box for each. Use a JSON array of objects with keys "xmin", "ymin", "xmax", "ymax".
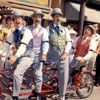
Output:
[
  {"xmin": 12, "ymin": 96, "xmax": 18, "ymax": 100},
  {"xmin": 29, "ymin": 90, "xmax": 41, "ymax": 100},
  {"xmin": 71, "ymin": 70, "xmax": 79, "ymax": 76},
  {"xmin": 95, "ymin": 83, "xmax": 99, "ymax": 87},
  {"xmin": 36, "ymin": 93, "xmax": 41, "ymax": 100}
]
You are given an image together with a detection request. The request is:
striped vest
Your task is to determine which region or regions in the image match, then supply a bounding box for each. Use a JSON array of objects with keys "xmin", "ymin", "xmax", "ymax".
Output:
[
  {"xmin": 75, "ymin": 36, "xmax": 91, "ymax": 57},
  {"xmin": 49, "ymin": 25, "xmax": 66, "ymax": 51},
  {"xmin": 28, "ymin": 25, "xmax": 43, "ymax": 52}
]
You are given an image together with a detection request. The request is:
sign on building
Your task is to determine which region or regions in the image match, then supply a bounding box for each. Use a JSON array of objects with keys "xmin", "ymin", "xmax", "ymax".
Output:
[{"xmin": 9, "ymin": 0, "xmax": 50, "ymax": 8}]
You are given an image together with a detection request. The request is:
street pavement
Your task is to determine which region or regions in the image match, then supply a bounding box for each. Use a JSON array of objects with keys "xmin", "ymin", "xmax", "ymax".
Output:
[
  {"xmin": 68, "ymin": 86, "xmax": 100, "ymax": 100},
  {"xmin": 2, "ymin": 86, "xmax": 100, "ymax": 100},
  {"xmin": 46, "ymin": 86, "xmax": 100, "ymax": 100}
]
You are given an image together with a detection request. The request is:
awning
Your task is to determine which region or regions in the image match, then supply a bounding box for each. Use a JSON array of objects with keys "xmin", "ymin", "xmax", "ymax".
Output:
[
  {"xmin": 43, "ymin": 14, "xmax": 66, "ymax": 22},
  {"xmin": 43, "ymin": 14, "xmax": 52, "ymax": 20},
  {"xmin": 0, "ymin": 0, "xmax": 11, "ymax": 9},
  {"xmin": 0, "ymin": 0, "xmax": 12, "ymax": 14},
  {"xmin": 65, "ymin": 2, "xmax": 100, "ymax": 23},
  {"xmin": 11, "ymin": 8, "xmax": 32, "ymax": 16},
  {"xmin": 0, "ymin": 9, "xmax": 12, "ymax": 14}
]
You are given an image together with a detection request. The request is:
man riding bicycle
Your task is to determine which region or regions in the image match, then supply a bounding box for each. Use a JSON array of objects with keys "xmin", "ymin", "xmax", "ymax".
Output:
[
  {"xmin": 69, "ymin": 25, "xmax": 96, "ymax": 75},
  {"xmin": 8, "ymin": 10, "xmax": 49, "ymax": 100}
]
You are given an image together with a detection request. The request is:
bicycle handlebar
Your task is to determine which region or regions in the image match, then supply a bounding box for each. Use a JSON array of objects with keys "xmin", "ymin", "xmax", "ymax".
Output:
[
  {"xmin": 1, "ymin": 56, "xmax": 10, "ymax": 60},
  {"xmin": 40, "ymin": 59, "xmax": 61, "ymax": 67}
]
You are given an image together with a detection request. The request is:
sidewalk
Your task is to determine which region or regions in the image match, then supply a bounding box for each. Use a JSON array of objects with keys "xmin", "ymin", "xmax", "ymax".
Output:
[
  {"xmin": 2, "ymin": 86, "xmax": 100, "ymax": 100},
  {"xmin": 68, "ymin": 86, "xmax": 100, "ymax": 100},
  {"xmin": 46, "ymin": 86, "xmax": 100, "ymax": 100}
]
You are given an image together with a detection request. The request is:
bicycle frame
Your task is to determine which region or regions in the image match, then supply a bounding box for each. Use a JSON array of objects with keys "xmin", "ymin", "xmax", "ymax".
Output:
[
  {"xmin": 73, "ymin": 70, "xmax": 94, "ymax": 89},
  {"xmin": 0, "ymin": 62, "xmax": 94, "ymax": 99},
  {"xmin": 0, "ymin": 64, "xmax": 58, "ymax": 99}
]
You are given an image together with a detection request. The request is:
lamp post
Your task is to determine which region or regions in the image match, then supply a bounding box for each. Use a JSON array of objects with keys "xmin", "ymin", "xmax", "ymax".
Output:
[{"xmin": 78, "ymin": 0, "xmax": 87, "ymax": 36}]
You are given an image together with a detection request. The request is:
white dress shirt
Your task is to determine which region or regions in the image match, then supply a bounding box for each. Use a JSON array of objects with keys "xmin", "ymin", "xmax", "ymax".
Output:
[
  {"xmin": 46, "ymin": 24, "xmax": 72, "ymax": 54},
  {"xmin": 91, "ymin": 33, "xmax": 100, "ymax": 49},
  {"xmin": 15, "ymin": 26, "xmax": 33, "ymax": 57},
  {"xmin": 41, "ymin": 27, "xmax": 49, "ymax": 55},
  {"xmin": 0, "ymin": 28, "xmax": 13, "ymax": 56}
]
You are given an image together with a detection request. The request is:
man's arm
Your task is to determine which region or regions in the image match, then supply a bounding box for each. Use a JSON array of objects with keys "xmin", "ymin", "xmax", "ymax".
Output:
[
  {"xmin": 60, "ymin": 27, "xmax": 72, "ymax": 61},
  {"xmin": 41, "ymin": 28, "xmax": 49, "ymax": 61},
  {"xmin": 8, "ymin": 28, "xmax": 33, "ymax": 65},
  {"xmin": 15, "ymin": 28, "xmax": 33, "ymax": 57},
  {"xmin": 83, "ymin": 38, "xmax": 96, "ymax": 61},
  {"xmin": 64, "ymin": 27, "xmax": 72, "ymax": 54}
]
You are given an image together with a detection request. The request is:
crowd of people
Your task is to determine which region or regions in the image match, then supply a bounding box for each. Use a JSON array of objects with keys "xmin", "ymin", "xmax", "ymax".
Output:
[{"xmin": 0, "ymin": 8, "xmax": 100, "ymax": 100}]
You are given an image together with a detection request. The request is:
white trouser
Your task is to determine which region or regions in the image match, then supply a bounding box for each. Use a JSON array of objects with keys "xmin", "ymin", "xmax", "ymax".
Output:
[
  {"xmin": 69, "ymin": 57, "xmax": 88, "ymax": 74},
  {"xmin": 87, "ymin": 53, "xmax": 97, "ymax": 72},
  {"xmin": 47, "ymin": 49, "xmax": 69, "ymax": 100},
  {"xmin": 13, "ymin": 52, "xmax": 43, "ymax": 96},
  {"xmin": 0, "ymin": 57, "xmax": 6, "ymax": 68}
]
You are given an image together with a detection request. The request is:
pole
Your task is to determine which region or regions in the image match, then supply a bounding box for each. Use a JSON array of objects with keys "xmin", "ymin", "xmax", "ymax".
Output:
[{"xmin": 78, "ymin": 0, "xmax": 87, "ymax": 36}]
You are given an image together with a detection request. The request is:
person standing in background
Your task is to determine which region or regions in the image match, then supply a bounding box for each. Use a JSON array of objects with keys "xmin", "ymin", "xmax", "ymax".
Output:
[
  {"xmin": 0, "ymin": 16, "xmax": 14, "ymax": 68},
  {"xmin": 69, "ymin": 25, "xmax": 96, "ymax": 75},
  {"xmin": 94, "ymin": 24, "xmax": 100, "ymax": 87},
  {"xmin": 0, "ymin": 15, "xmax": 7, "ymax": 28},
  {"xmin": 68, "ymin": 29, "xmax": 78, "ymax": 64},
  {"xmin": 87, "ymin": 24, "xmax": 100, "ymax": 72},
  {"xmin": 8, "ymin": 9, "xmax": 49, "ymax": 100}
]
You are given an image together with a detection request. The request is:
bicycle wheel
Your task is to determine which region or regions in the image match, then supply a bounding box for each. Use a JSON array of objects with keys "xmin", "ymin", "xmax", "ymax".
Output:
[{"xmin": 76, "ymin": 72, "xmax": 94, "ymax": 99}]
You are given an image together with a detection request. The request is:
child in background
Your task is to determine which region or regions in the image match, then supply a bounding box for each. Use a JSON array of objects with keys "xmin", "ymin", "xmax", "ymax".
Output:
[{"xmin": 69, "ymin": 29, "xmax": 78, "ymax": 64}]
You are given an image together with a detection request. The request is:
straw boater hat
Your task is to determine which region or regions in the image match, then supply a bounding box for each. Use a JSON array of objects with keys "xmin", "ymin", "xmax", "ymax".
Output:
[
  {"xmin": 84, "ymin": 25, "xmax": 94, "ymax": 35},
  {"xmin": 31, "ymin": 9, "xmax": 44, "ymax": 17},
  {"xmin": 69, "ymin": 29, "xmax": 78, "ymax": 35},
  {"xmin": 51, "ymin": 8, "xmax": 63, "ymax": 17}
]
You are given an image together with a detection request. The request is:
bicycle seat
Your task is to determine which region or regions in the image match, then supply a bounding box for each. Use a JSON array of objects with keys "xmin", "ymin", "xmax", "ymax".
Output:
[
  {"xmin": 43, "ymin": 62, "xmax": 51, "ymax": 66},
  {"xmin": 80, "ymin": 65, "xmax": 86, "ymax": 71}
]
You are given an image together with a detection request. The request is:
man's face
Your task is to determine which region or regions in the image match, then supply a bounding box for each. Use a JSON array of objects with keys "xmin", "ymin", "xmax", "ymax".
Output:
[
  {"xmin": 32, "ymin": 14, "xmax": 42, "ymax": 26},
  {"xmin": 93, "ymin": 24, "xmax": 98, "ymax": 33},
  {"xmin": 67, "ymin": 25, "xmax": 71, "ymax": 30},
  {"xmin": 14, "ymin": 16, "xmax": 23, "ymax": 28},
  {"xmin": 7, "ymin": 18, "xmax": 14, "ymax": 28},
  {"xmin": 70, "ymin": 34, "xmax": 75, "ymax": 39},
  {"xmin": 83, "ymin": 27, "xmax": 92, "ymax": 37},
  {"xmin": 53, "ymin": 14, "xmax": 62, "ymax": 25},
  {"xmin": 2, "ymin": 17, "xmax": 7, "ymax": 26}
]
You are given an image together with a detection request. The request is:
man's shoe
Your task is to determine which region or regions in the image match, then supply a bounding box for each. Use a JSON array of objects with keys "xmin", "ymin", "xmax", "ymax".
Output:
[
  {"xmin": 31, "ymin": 90, "xmax": 41, "ymax": 100},
  {"xmin": 95, "ymin": 83, "xmax": 99, "ymax": 87},
  {"xmin": 12, "ymin": 96, "xmax": 18, "ymax": 100},
  {"xmin": 35, "ymin": 93, "xmax": 41, "ymax": 100},
  {"xmin": 71, "ymin": 70, "xmax": 79, "ymax": 76}
]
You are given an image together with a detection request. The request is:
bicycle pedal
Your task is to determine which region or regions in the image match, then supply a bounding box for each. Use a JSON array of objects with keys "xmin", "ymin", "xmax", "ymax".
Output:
[
  {"xmin": 71, "ymin": 85, "xmax": 75, "ymax": 89},
  {"xmin": 21, "ymin": 85, "xmax": 28, "ymax": 89},
  {"xmin": 28, "ymin": 95, "xmax": 36, "ymax": 100},
  {"xmin": 52, "ymin": 94, "xmax": 59, "ymax": 99},
  {"xmin": 8, "ymin": 87, "xmax": 13, "ymax": 92},
  {"xmin": 70, "ymin": 93, "xmax": 76, "ymax": 97},
  {"xmin": 65, "ymin": 93, "xmax": 70, "ymax": 97},
  {"xmin": 67, "ymin": 84, "xmax": 75, "ymax": 90}
]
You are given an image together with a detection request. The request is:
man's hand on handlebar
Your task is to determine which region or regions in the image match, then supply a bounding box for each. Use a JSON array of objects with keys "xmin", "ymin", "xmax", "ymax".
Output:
[
  {"xmin": 60, "ymin": 52, "xmax": 67, "ymax": 61},
  {"xmin": 8, "ymin": 55, "xmax": 18, "ymax": 65},
  {"xmin": 41, "ymin": 54, "xmax": 47, "ymax": 62},
  {"xmin": 79, "ymin": 58, "xmax": 85, "ymax": 64}
]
